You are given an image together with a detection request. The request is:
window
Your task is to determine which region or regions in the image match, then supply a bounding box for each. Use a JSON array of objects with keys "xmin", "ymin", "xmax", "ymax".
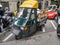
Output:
[
  {"xmin": 30, "ymin": 10, "xmax": 35, "ymax": 20},
  {"xmin": 31, "ymin": 14, "xmax": 35, "ymax": 20},
  {"xmin": 0, "ymin": 2, "xmax": 9, "ymax": 8},
  {"xmin": 17, "ymin": 8, "xmax": 31, "ymax": 19}
]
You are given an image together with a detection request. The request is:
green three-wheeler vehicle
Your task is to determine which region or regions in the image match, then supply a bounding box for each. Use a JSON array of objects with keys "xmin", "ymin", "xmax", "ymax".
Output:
[{"xmin": 12, "ymin": 0, "xmax": 47, "ymax": 40}]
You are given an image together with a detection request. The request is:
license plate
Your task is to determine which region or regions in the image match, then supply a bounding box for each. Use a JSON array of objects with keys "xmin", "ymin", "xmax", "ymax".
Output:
[{"xmin": 13, "ymin": 29, "xmax": 20, "ymax": 35}]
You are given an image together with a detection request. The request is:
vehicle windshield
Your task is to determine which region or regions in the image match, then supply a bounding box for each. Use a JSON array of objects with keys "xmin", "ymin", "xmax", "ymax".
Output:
[
  {"xmin": 46, "ymin": 5, "xmax": 57, "ymax": 12},
  {"xmin": 17, "ymin": 8, "xmax": 31, "ymax": 19},
  {"xmin": 13, "ymin": 8, "xmax": 32, "ymax": 26}
]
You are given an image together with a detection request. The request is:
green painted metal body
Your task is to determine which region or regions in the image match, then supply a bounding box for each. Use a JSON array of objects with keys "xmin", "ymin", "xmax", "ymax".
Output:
[
  {"xmin": 13, "ymin": 8, "xmax": 37, "ymax": 36},
  {"xmin": 13, "ymin": 18, "xmax": 27, "ymax": 27}
]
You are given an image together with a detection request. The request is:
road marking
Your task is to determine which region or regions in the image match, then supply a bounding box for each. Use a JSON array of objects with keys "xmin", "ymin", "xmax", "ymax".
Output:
[
  {"xmin": 50, "ymin": 20, "xmax": 57, "ymax": 30},
  {"xmin": 42, "ymin": 27, "xmax": 45, "ymax": 32},
  {"xmin": 0, "ymin": 31, "xmax": 6, "ymax": 35},
  {"xmin": 2, "ymin": 33, "xmax": 13, "ymax": 42}
]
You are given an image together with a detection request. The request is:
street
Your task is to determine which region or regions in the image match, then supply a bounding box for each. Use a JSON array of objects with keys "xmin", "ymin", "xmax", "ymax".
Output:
[
  {"xmin": 0, "ymin": 0, "xmax": 60, "ymax": 45},
  {"xmin": 0, "ymin": 19, "xmax": 60, "ymax": 45}
]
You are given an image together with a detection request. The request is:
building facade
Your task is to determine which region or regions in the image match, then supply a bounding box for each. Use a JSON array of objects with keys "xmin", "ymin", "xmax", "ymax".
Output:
[
  {"xmin": 0, "ymin": 0, "xmax": 24, "ymax": 11},
  {"xmin": 0, "ymin": 0, "xmax": 52, "ymax": 11}
]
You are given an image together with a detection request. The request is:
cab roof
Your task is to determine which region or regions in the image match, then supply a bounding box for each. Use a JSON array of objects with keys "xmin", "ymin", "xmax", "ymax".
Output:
[{"xmin": 20, "ymin": 0, "xmax": 38, "ymax": 8}]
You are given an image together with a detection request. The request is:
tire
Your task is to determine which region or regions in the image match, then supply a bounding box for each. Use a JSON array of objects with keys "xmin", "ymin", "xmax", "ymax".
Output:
[
  {"xmin": 15, "ymin": 35, "xmax": 22, "ymax": 40},
  {"xmin": 57, "ymin": 33, "xmax": 60, "ymax": 37},
  {"xmin": 15, "ymin": 33, "xmax": 22, "ymax": 40}
]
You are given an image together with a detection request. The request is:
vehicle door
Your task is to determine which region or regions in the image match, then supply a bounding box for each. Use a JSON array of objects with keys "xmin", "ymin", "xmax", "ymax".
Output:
[{"xmin": 27, "ymin": 9, "xmax": 37, "ymax": 33}]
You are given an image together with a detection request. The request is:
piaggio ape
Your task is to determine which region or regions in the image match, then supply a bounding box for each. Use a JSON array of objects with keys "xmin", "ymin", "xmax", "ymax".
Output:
[{"xmin": 12, "ymin": 0, "xmax": 47, "ymax": 40}]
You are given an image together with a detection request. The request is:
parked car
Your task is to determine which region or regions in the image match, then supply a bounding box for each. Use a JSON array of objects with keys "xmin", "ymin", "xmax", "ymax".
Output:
[{"xmin": 46, "ymin": 5, "xmax": 57, "ymax": 19}]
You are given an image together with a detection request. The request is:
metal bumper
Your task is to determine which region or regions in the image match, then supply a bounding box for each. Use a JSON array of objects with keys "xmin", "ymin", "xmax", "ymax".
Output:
[{"xmin": 12, "ymin": 26, "xmax": 21, "ymax": 35}]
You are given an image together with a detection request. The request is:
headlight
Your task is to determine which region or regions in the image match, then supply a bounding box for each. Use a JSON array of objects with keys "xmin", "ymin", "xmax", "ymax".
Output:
[
  {"xmin": 20, "ymin": 26, "xmax": 28, "ymax": 31},
  {"xmin": 20, "ymin": 27, "xmax": 24, "ymax": 30}
]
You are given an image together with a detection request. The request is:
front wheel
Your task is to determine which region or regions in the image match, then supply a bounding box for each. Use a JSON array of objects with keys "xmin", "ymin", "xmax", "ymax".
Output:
[{"xmin": 15, "ymin": 33, "xmax": 22, "ymax": 40}]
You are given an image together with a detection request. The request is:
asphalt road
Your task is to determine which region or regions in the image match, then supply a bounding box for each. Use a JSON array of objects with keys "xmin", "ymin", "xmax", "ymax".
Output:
[{"xmin": 0, "ymin": 19, "xmax": 60, "ymax": 45}]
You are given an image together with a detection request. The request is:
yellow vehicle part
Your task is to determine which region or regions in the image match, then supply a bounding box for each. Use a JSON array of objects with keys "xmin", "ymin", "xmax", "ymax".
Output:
[
  {"xmin": 26, "ymin": 0, "xmax": 38, "ymax": 1},
  {"xmin": 13, "ymin": 11, "xmax": 17, "ymax": 16},
  {"xmin": 20, "ymin": 0, "xmax": 38, "ymax": 8}
]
